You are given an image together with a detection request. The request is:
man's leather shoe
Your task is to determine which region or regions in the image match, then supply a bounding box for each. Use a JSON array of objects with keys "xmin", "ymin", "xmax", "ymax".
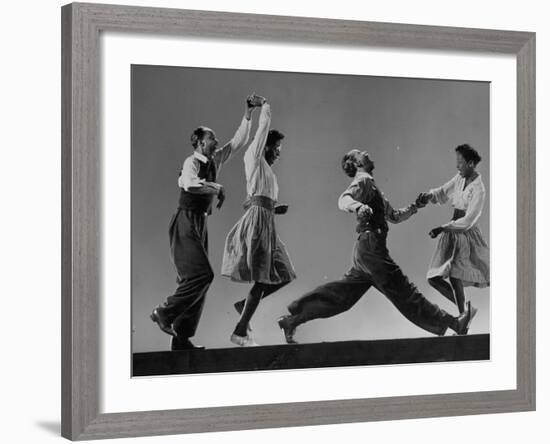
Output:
[
  {"xmin": 150, "ymin": 306, "xmax": 176, "ymax": 337},
  {"xmin": 171, "ymin": 337, "xmax": 205, "ymax": 351},
  {"xmin": 278, "ymin": 316, "xmax": 298, "ymax": 344}
]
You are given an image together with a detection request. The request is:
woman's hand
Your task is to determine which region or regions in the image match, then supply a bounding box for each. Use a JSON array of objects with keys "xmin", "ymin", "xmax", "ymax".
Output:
[
  {"xmin": 275, "ymin": 204, "xmax": 289, "ymax": 215},
  {"xmin": 429, "ymin": 226, "xmax": 444, "ymax": 238},
  {"xmin": 416, "ymin": 192, "xmax": 432, "ymax": 207},
  {"xmin": 246, "ymin": 93, "xmax": 267, "ymax": 108}
]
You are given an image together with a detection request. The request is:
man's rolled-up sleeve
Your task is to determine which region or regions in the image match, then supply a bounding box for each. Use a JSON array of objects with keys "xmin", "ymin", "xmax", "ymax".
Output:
[{"xmin": 178, "ymin": 157, "xmax": 204, "ymax": 190}]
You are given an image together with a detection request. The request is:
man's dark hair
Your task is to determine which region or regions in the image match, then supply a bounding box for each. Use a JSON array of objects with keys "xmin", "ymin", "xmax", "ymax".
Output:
[
  {"xmin": 190, "ymin": 126, "xmax": 210, "ymax": 149},
  {"xmin": 455, "ymin": 144, "xmax": 482, "ymax": 166},
  {"xmin": 341, "ymin": 150, "xmax": 360, "ymax": 178},
  {"xmin": 266, "ymin": 129, "xmax": 285, "ymax": 147}
]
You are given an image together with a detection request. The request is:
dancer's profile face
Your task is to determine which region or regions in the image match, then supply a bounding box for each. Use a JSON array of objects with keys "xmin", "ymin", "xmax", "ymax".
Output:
[
  {"xmin": 265, "ymin": 139, "xmax": 282, "ymax": 166},
  {"xmin": 357, "ymin": 150, "xmax": 374, "ymax": 172},
  {"xmin": 456, "ymin": 153, "xmax": 474, "ymax": 178},
  {"xmin": 200, "ymin": 129, "xmax": 219, "ymax": 156}
]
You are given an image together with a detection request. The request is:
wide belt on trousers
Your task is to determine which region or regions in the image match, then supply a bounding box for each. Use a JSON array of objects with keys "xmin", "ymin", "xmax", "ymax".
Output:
[
  {"xmin": 357, "ymin": 226, "xmax": 387, "ymax": 235},
  {"xmin": 177, "ymin": 192, "xmax": 213, "ymax": 214}
]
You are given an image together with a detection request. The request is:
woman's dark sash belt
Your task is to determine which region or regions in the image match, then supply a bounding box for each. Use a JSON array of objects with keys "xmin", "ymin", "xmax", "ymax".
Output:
[{"xmin": 243, "ymin": 195, "xmax": 276, "ymax": 212}]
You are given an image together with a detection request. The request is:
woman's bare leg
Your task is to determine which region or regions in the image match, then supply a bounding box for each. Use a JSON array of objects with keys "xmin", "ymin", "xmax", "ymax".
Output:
[
  {"xmin": 428, "ymin": 276, "xmax": 457, "ymax": 306},
  {"xmin": 449, "ymin": 277, "xmax": 466, "ymax": 314},
  {"xmin": 233, "ymin": 282, "xmax": 288, "ymax": 337}
]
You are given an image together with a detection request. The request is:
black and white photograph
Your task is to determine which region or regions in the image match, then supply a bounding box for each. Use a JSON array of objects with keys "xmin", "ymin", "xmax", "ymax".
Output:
[
  {"xmin": 4, "ymin": 0, "xmax": 544, "ymax": 442},
  {"xmin": 131, "ymin": 65, "xmax": 490, "ymax": 376}
]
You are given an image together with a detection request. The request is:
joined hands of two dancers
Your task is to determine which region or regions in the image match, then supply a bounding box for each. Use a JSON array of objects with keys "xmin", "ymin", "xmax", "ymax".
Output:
[{"xmin": 356, "ymin": 191, "xmax": 443, "ymax": 238}]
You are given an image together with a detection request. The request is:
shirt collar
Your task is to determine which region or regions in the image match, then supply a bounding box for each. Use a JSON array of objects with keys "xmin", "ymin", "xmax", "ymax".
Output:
[
  {"xmin": 355, "ymin": 171, "xmax": 374, "ymax": 180},
  {"xmin": 193, "ymin": 151, "xmax": 209, "ymax": 164},
  {"xmin": 457, "ymin": 172, "xmax": 482, "ymax": 183}
]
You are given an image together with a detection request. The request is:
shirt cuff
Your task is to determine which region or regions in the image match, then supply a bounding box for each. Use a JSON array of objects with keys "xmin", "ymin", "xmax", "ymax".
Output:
[
  {"xmin": 441, "ymin": 221, "xmax": 462, "ymax": 231},
  {"xmin": 182, "ymin": 178, "xmax": 205, "ymax": 191}
]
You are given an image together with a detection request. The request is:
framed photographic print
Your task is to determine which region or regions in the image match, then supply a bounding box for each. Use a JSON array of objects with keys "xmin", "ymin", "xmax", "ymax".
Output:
[
  {"xmin": 131, "ymin": 65, "xmax": 492, "ymax": 376},
  {"xmin": 62, "ymin": 2, "xmax": 535, "ymax": 440}
]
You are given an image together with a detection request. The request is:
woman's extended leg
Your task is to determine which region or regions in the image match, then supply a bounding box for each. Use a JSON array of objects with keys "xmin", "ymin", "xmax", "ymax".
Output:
[
  {"xmin": 233, "ymin": 282, "xmax": 289, "ymax": 339},
  {"xmin": 428, "ymin": 276, "xmax": 458, "ymax": 308},
  {"xmin": 449, "ymin": 277, "xmax": 466, "ymax": 314}
]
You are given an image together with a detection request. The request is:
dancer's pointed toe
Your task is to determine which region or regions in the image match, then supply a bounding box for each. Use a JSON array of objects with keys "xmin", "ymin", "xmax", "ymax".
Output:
[{"xmin": 230, "ymin": 333, "xmax": 259, "ymax": 347}]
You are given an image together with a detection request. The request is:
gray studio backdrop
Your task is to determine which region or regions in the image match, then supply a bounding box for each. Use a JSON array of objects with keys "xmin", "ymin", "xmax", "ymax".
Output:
[{"xmin": 131, "ymin": 65, "xmax": 490, "ymax": 353}]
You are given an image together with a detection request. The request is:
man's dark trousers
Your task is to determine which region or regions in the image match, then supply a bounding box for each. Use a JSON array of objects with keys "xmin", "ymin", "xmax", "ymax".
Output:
[
  {"xmin": 162, "ymin": 208, "xmax": 214, "ymax": 338},
  {"xmin": 288, "ymin": 231, "xmax": 453, "ymax": 336}
]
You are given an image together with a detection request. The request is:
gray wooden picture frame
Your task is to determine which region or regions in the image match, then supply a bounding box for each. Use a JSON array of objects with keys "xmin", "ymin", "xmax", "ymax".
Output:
[{"xmin": 61, "ymin": 2, "xmax": 536, "ymax": 440}]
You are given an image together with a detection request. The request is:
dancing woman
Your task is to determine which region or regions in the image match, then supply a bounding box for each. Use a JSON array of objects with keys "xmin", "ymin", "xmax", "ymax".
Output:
[
  {"xmin": 418, "ymin": 144, "xmax": 489, "ymax": 323},
  {"xmin": 221, "ymin": 96, "xmax": 296, "ymax": 346}
]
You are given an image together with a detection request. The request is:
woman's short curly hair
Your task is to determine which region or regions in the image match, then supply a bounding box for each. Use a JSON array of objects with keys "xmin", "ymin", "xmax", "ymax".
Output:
[
  {"xmin": 455, "ymin": 144, "xmax": 482, "ymax": 166},
  {"xmin": 341, "ymin": 149, "xmax": 361, "ymax": 178}
]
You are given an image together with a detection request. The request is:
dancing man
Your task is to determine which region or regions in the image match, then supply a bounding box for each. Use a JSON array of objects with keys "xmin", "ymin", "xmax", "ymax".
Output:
[{"xmin": 278, "ymin": 149, "xmax": 473, "ymax": 344}]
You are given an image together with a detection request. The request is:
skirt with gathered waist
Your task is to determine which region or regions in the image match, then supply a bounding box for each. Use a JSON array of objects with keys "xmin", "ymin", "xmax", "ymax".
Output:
[
  {"xmin": 221, "ymin": 196, "xmax": 296, "ymax": 284},
  {"xmin": 427, "ymin": 225, "xmax": 490, "ymax": 288}
]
